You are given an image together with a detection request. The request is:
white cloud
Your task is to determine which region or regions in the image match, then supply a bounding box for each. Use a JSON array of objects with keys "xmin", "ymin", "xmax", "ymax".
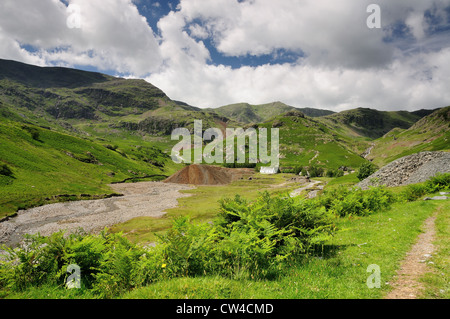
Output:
[
  {"xmin": 146, "ymin": 0, "xmax": 450, "ymax": 111},
  {"xmin": 0, "ymin": 0, "xmax": 449, "ymax": 112},
  {"xmin": 148, "ymin": 48, "xmax": 450, "ymax": 111},
  {"xmin": 0, "ymin": 0, "xmax": 163, "ymax": 76}
]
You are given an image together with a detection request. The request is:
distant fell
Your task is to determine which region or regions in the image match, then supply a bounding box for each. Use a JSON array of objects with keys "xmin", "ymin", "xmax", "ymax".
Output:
[
  {"xmin": 318, "ymin": 107, "xmax": 428, "ymax": 139},
  {"xmin": 0, "ymin": 58, "xmax": 112, "ymax": 88},
  {"xmin": 368, "ymin": 106, "xmax": 450, "ymax": 166},
  {"xmin": 210, "ymin": 101, "xmax": 334, "ymax": 124}
]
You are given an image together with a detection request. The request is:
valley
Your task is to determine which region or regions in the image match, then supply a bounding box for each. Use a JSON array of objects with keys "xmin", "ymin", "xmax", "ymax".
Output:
[{"xmin": 0, "ymin": 58, "xmax": 449, "ymax": 300}]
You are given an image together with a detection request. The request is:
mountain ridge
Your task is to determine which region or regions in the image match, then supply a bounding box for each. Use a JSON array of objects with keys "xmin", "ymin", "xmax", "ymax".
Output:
[{"xmin": 0, "ymin": 58, "xmax": 449, "ymax": 219}]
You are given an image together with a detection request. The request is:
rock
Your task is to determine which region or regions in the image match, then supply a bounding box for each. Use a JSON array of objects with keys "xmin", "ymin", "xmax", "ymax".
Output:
[
  {"xmin": 424, "ymin": 196, "xmax": 448, "ymax": 201},
  {"xmin": 356, "ymin": 151, "xmax": 450, "ymax": 190}
]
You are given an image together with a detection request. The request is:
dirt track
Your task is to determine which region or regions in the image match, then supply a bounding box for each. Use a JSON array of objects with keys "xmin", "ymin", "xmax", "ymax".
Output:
[
  {"xmin": 0, "ymin": 182, "xmax": 194, "ymax": 247},
  {"xmin": 384, "ymin": 213, "xmax": 437, "ymax": 299}
]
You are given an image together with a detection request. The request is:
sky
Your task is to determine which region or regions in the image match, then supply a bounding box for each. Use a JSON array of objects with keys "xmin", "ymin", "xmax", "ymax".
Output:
[{"xmin": 1, "ymin": 0, "xmax": 450, "ymax": 112}]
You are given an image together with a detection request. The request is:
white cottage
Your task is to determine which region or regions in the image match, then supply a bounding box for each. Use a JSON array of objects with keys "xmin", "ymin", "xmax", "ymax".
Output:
[{"xmin": 260, "ymin": 166, "xmax": 279, "ymax": 174}]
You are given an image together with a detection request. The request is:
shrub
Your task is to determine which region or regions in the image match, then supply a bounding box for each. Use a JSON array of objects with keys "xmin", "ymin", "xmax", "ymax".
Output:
[
  {"xmin": 21, "ymin": 125, "xmax": 40, "ymax": 141},
  {"xmin": 400, "ymin": 184, "xmax": 428, "ymax": 202},
  {"xmin": 425, "ymin": 173, "xmax": 450, "ymax": 193},
  {"xmin": 0, "ymin": 164, "xmax": 13, "ymax": 177},
  {"xmin": 308, "ymin": 165, "xmax": 325, "ymax": 177},
  {"xmin": 319, "ymin": 185, "xmax": 395, "ymax": 217},
  {"xmin": 326, "ymin": 168, "xmax": 344, "ymax": 178},
  {"xmin": 215, "ymin": 192, "xmax": 336, "ymax": 273},
  {"xmin": 293, "ymin": 166, "xmax": 303, "ymax": 175},
  {"xmin": 400, "ymin": 173, "xmax": 450, "ymax": 202},
  {"xmin": 0, "ymin": 229, "xmax": 146, "ymax": 296},
  {"xmin": 357, "ymin": 162, "xmax": 377, "ymax": 181}
]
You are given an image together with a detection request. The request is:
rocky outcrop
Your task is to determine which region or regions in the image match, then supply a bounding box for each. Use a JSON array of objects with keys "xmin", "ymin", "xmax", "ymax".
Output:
[{"xmin": 356, "ymin": 151, "xmax": 450, "ymax": 190}]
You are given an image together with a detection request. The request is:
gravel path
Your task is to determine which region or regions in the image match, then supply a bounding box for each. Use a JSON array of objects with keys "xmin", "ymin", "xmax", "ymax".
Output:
[{"xmin": 0, "ymin": 182, "xmax": 194, "ymax": 247}]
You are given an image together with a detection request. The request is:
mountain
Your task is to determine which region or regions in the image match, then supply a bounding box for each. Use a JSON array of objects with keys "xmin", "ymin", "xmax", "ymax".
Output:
[
  {"xmin": 367, "ymin": 106, "xmax": 450, "ymax": 166},
  {"xmin": 0, "ymin": 59, "xmax": 235, "ymax": 136},
  {"xmin": 0, "ymin": 58, "xmax": 112, "ymax": 88},
  {"xmin": 296, "ymin": 107, "xmax": 336, "ymax": 118},
  {"xmin": 209, "ymin": 102, "xmax": 335, "ymax": 124},
  {"xmin": 317, "ymin": 107, "xmax": 428, "ymax": 139},
  {"xmin": 209, "ymin": 102, "xmax": 295, "ymax": 124},
  {"xmin": 257, "ymin": 110, "xmax": 368, "ymax": 169},
  {"xmin": 1, "ymin": 58, "xmax": 448, "ymax": 218},
  {"xmin": 0, "ymin": 118, "xmax": 175, "ymax": 217}
]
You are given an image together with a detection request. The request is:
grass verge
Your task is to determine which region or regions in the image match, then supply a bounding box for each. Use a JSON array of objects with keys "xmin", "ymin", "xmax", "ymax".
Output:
[
  {"xmin": 121, "ymin": 200, "xmax": 444, "ymax": 299},
  {"xmin": 420, "ymin": 201, "xmax": 450, "ymax": 299}
]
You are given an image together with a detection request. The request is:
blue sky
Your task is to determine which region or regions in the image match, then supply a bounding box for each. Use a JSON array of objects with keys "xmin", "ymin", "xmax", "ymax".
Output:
[{"xmin": 0, "ymin": 0, "xmax": 449, "ymax": 111}]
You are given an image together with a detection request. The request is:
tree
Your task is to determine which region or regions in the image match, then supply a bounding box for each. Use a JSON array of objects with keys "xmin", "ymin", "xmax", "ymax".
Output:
[{"xmin": 357, "ymin": 162, "xmax": 377, "ymax": 181}]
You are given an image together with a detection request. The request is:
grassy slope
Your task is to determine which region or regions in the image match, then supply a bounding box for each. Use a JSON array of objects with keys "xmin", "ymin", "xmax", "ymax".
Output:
[
  {"xmin": 210, "ymin": 102, "xmax": 335, "ymax": 124},
  {"xmin": 0, "ymin": 118, "xmax": 180, "ymax": 218},
  {"xmin": 368, "ymin": 106, "xmax": 450, "ymax": 166},
  {"xmin": 258, "ymin": 113, "xmax": 368, "ymax": 169},
  {"xmin": 317, "ymin": 107, "xmax": 423, "ymax": 140},
  {"xmin": 210, "ymin": 102, "xmax": 296, "ymax": 124}
]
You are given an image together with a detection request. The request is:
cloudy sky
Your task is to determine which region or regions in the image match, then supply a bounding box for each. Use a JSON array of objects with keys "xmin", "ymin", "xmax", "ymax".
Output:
[{"xmin": 1, "ymin": 0, "xmax": 450, "ymax": 111}]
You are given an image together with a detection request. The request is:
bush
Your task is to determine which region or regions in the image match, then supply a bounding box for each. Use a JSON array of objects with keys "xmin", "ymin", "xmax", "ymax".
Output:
[
  {"xmin": 400, "ymin": 173, "xmax": 450, "ymax": 202},
  {"xmin": 0, "ymin": 164, "xmax": 13, "ymax": 177},
  {"xmin": 0, "ymin": 229, "xmax": 147, "ymax": 297},
  {"xmin": 21, "ymin": 125, "xmax": 40, "ymax": 141},
  {"xmin": 293, "ymin": 166, "xmax": 303, "ymax": 175},
  {"xmin": 425, "ymin": 173, "xmax": 450, "ymax": 193},
  {"xmin": 308, "ymin": 165, "xmax": 325, "ymax": 177},
  {"xmin": 357, "ymin": 162, "xmax": 377, "ymax": 181},
  {"xmin": 326, "ymin": 168, "xmax": 344, "ymax": 178},
  {"xmin": 318, "ymin": 185, "xmax": 395, "ymax": 217},
  {"xmin": 209, "ymin": 192, "xmax": 336, "ymax": 278},
  {"xmin": 400, "ymin": 184, "xmax": 428, "ymax": 202}
]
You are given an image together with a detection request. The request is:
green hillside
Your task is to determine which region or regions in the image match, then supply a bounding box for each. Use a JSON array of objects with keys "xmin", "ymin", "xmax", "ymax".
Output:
[
  {"xmin": 318, "ymin": 107, "xmax": 424, "ymax": 139},
  {"xmin": 209, "ymin": 102, "xmax": 295, "ymax": 124},
  {"xmin": 367, "ymin": 106, "xmax": 450, "ymax": 166},
  {"xmin": 0, "ymin": 117, "xmax": 181, "ymax": 218},
  {"xmin": 209, "ymin": 101, "xmax": 335, "ymax": 124},
  {"xmin": 1, "ymin": 58, "xmax": 448, "ymax": 219},
  {"xmin": 258, "ymin": 111, "xmax": 368, "ymax": 170}
]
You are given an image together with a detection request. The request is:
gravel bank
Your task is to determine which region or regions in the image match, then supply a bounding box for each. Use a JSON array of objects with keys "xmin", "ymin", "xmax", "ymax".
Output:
[{"xmin": 0, "ymin": 182, "xmax": 194, "ymax": 247}]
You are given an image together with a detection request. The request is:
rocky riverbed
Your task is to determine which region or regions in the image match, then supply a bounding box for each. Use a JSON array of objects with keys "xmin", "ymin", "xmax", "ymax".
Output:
[{"xmin": 0, "ymin": 182, "xmax": 194, "ymax": 247}]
